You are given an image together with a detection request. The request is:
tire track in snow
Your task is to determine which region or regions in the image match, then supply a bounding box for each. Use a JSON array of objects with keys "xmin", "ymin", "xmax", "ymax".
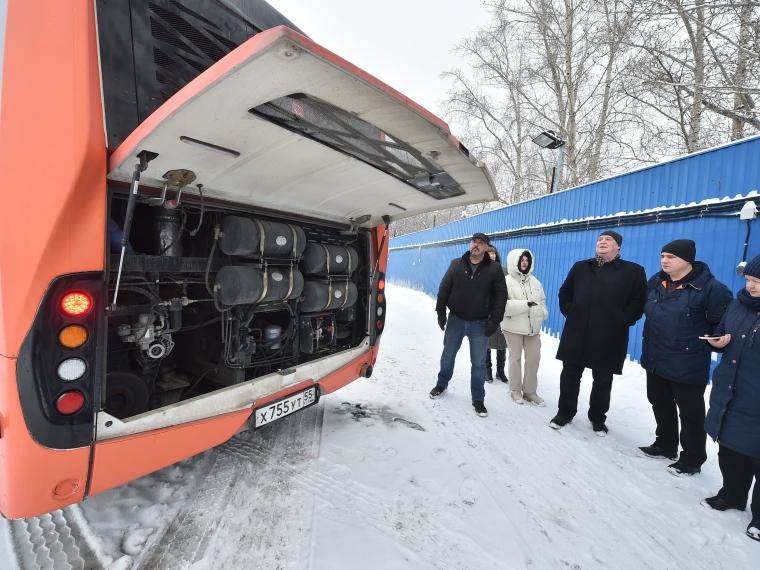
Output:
[
  {"xmin": 11, "ymin": 507, "xmax": 102, "ymax": 570},
  {"xmin": 194, "ymin": 400, "xmax": 324, "ymax": 570},
  {"xmin": 139, "ymin": 450, "xmax": 241, "ymax": 570}
]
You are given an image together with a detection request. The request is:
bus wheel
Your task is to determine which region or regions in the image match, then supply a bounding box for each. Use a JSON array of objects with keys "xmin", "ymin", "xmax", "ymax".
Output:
[{"xmin": 105, "ymin": 372, "xmax": 150, "ymax": 419}]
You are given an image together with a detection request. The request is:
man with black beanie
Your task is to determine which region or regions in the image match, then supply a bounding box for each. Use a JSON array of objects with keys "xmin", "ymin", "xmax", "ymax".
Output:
[
  {"xmin": 638, "ymin": 239, "xmax": 732, "ymax": 476},
  {"xmin": 552, "ymin": 230, "xmax": 647, "ymax": 435}
]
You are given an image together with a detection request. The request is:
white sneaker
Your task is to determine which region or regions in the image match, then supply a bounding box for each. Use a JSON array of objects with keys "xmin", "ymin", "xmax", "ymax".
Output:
[
  {"xmin": 511, "ymin": 390, "xmax": 524, "ymax": 404},
  {"xmin": 523, "ymin": 393, "xmax": 545, "ymax": 407}
]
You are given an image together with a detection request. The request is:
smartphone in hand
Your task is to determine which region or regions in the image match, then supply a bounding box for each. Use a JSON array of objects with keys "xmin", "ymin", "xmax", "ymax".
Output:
[{"xmin": 698, "ymin": 335, "xmax": 724, "ymax": 340}]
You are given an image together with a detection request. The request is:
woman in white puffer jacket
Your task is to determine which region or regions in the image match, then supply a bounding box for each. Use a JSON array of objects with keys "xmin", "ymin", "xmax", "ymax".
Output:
[{"xmin": 501, "ymin": 248, "xmax": 548, "ymax": 406}]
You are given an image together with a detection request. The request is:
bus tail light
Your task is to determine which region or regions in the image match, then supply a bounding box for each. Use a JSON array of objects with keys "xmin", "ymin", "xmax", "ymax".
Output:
[
  {"xmin": 60, "ymin": 292, "xmax": 92, "ymax": 316},
  {"xmin": 57, "ymin": 358, "xmax": 87, "ymax": 381},
  {"xmin": 56, "ymin": 391, "xmax": 86, "ymax": 415},
  {"xmin": 18, "ymin": 272, "xmax": 102, "ymax": 450},
  {"xmin": 370, "ymin": 271, "xmax": 387, "ymax": 343},
  {"xmin": 59, "ymin": 325, "xmax": 89, "ymax": 348}
]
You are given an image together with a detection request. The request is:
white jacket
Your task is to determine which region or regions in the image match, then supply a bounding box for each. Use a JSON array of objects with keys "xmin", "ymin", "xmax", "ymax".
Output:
[{"xmin": 500, "ymin": 248, "xmax": 548, "ymax": 336}]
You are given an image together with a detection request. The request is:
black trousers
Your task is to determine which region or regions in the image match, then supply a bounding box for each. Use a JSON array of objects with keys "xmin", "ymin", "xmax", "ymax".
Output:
[
  {"xmin": 717, "ymin": 444, "xmax": 760, "ymax": 519},
  {"xmin": 646, "ymin": 371, "xmax": 707, "ymax": 468},
  {"xmin": 558, "ymin": 363, "xmax": 614, "ymax": 422}
]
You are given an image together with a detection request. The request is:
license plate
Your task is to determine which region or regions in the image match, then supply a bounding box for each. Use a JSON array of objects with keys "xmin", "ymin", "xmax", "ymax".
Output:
[{"xmin": 253, "ymin": 386, "xmax": 318, "ymax": 429}]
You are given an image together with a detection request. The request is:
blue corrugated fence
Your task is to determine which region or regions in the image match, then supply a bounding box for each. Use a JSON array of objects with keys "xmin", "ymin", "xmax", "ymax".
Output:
[{"xmin": 388, "ymin": 135, "xmax": 760, "ymax": 367}]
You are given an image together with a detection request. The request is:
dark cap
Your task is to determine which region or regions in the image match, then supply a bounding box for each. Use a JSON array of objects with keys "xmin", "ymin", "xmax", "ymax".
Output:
[
  {"xmin": 744, "ymin": 253, "xmax": 760, "ymax": 278},
  {"xmin": 661, "ymin": 239, "xmax": 696, "ymax": 263},
  {"xmin": 472, "ymin": 232, "xmax": 491, "ymax": 245},
  {"xmin": 599, "ymin": 230, "xmax": 623, "ymax": 247}
]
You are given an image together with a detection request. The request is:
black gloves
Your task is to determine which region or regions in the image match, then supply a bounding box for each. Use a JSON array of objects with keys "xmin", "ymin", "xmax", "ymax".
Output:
[
  {"xmin": 485, "ymin": 318, "xmax": 498, "ymax": 337},
  {"xmin": 527, "ymin": 301, "xmax": 537, "ymax": 307},
  {"xmin": 438, "ymin": 313, "xmax": 447, "ymax": 331}
]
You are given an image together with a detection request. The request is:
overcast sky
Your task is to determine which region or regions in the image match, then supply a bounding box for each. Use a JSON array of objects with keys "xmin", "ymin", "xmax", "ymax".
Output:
[{"xmin": 265, "ymin": 0, "xmax": 492, "ymax": 118}]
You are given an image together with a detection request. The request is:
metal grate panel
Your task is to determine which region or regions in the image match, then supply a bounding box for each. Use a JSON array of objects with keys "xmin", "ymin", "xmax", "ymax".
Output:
[{"xmin": 251, "ymin": 93, "xmax": 467, "ymax": 200}]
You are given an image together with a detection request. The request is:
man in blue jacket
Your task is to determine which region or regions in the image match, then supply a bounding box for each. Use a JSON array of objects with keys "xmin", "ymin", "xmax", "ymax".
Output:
[
  {"xmin": 430, "ymin": 233, "xmax": 508, "ymax": 418},
  {"xmin": 638, "ymin": 239, "xmax": 733, "ymax": 476}
]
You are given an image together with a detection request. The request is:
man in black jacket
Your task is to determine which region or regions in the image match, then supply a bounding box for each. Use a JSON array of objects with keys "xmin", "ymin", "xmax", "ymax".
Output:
[
  {"xmin": 551, "ymin": 230, "xmax": 647, "ymax": 434},
  {"xmin": 430, "ymin": 233, "xmax": 508, "ymax": 417},
  {"xmin": 638, "ymin": 239, "xmax": 732, "ymax": 476}
]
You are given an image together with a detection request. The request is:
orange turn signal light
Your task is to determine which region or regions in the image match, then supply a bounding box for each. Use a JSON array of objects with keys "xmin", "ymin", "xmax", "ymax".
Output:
[
  {"xmin": 378, "ymin": 294, "xmax": 384, "ymax": 303},
  {"xmin": 59, "ymin": 325, "xmax": 88, "ymax": 349}
]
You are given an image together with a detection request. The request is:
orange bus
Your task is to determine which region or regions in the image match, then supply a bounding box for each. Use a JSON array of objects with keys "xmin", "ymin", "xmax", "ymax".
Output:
[{"xmin": 0, "ymin": 0, "xmax": 496, "ymax": 519}]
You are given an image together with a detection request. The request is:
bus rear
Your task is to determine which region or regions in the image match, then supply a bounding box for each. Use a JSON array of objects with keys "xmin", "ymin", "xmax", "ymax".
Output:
[{"xmin": 0, "ymin": 0, "xmax": 496, "ymax": 519}]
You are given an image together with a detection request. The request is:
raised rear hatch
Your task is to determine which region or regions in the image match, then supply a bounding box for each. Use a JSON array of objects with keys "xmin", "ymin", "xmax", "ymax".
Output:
[{"xmin": 107, "ymin": 26, "xmax": 497, "ymax": 227}]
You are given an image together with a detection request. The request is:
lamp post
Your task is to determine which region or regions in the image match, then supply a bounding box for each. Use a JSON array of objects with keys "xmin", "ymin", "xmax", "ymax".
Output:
[{"xmin": 532, "ymin": 130, "xmax": 566, "ymax": 194}]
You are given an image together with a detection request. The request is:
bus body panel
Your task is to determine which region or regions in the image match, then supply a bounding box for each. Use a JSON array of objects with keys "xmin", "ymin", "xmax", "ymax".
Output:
[
  {"xmin": 0, "ymin": 355, "xmax": 90, "ymax": 519},
  {"xmin": 317, "ymin": 344, "xmax": 382, "ymax": 395},
  {"xmin": 87, "ymin": 343, "xmax": 380, "ymax": 497},
  {"xmin": 0, "ymin": 0, "xmax": 106, "ymax": 359},
  {"xmin": 88, "ymin": 408, "xmax": 252, "ymax": 497}
]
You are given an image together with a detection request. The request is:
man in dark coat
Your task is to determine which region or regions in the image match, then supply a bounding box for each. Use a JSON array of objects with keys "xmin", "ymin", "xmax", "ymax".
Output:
[
  {"xmin": 638, "ymin": 239, "xmax": 732, "ymax": 476},
  {"xmin": 430, "ymin": 233, "xmax": 508, "ymax": 418},
  {"xmin": 551, "ymin": 230, "xmax": 647, "ymax": 434}
]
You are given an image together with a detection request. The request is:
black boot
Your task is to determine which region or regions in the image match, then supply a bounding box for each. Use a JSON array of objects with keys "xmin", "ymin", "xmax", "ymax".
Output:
[
  {"xmin": 485, "ymin": 351, "xmax": 494, "ymax": 383},
  {"xmin": 496, "ymin": 349, "xmax": 508, "ymax": 383}
]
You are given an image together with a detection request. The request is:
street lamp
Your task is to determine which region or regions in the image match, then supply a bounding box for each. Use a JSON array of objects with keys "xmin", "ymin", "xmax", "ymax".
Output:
[{"xmin": 532, "ymin": 130, "xmax": 566, "ymax": 194}]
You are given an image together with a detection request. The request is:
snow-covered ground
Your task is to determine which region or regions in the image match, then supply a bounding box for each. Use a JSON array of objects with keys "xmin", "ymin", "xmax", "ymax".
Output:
[{"xmin": 2, "ymin": 283, "xmax": 758, "ymax": 569}]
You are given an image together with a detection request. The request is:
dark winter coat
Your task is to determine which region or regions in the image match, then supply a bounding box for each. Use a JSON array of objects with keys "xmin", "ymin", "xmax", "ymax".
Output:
[
  {"xmin": 556, "ymin": 257, "xmax": 647, "ymax": 374},
  {"xmin": 704, "ymin": 297, "xmax": 760, "ymax": 458},
  {"xmin": 436, "ymin": 252, "xmax": 508, "ymax": 324},
  {"xmin": 640, "ymin": 263, "xmax": 732, "ymax": 385},
  {"xmin": 487, "ymin": 264, "xmax": 509, "ymax": 349}
]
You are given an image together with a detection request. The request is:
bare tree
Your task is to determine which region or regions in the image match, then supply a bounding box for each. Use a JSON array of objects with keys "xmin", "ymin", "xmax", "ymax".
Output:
[
  {"xmin": 443, "ymin": 0, "xmax": 642, "ymax": 194},
  {"xmin": 391, "ymin": 0, "xmax": 760, "ymax": 238},
  {"xmin": 623, "ymin": 0, "xmax": 760, "ymax": 153}
]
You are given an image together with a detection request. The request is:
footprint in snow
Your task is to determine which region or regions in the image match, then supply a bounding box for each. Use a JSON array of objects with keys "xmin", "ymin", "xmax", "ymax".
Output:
[
  {"xmin": 393, "ymin": 417, "xmax": 425, "ymax": 431},
  {"xmin": 459, "ymin": 477, "xmax": 477, "ymax": 505},
  {"xmin": 337, "ymin": 402, "xmax": 426, "ymax": 431},
  {"xmin": 122, "ymin": 525, "xmax": 155, "ymax": 556}
]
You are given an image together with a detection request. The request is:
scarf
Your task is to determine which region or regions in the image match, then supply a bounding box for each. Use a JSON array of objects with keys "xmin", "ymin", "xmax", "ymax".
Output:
[
  {"xmin": 595, "ymin": 253, "xmax": 620, "ymax": 267},
  {"xmin": 737, "ymin": 287, "xmax": 760, "ymax": 311}
]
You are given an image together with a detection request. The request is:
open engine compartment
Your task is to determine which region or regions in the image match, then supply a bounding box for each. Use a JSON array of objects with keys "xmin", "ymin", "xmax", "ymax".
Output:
[{"xmin": 105, "ymin": 189, "xmax": 370, "ymax": 420}]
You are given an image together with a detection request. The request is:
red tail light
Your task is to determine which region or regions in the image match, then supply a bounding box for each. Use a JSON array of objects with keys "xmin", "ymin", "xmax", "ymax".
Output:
[
  {"xmin": 371, "ymin": 272, "xmax": 386, "ymax": 344},
  {"xmin": 56, "ymin": 391, "xmax": 86, "ymax": 415},
  {"xmin": 60, "ymin": 292, "xmax": 92, "ymax": 316}
]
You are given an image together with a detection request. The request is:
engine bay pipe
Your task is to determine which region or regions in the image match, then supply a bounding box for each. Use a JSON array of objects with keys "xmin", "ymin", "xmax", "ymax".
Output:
[
  {"xmin": 112, "ymin": 151, "xmax": 158, "ymax": 307},
  {"xmin": 112, "ymin": 163, "xmax": 142, "ymax": 307}
]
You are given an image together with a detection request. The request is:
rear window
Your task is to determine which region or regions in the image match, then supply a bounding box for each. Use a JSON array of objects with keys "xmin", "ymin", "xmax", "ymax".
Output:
[{"xmin": 250, "ymin": 93, "xmax": 466, "ymax": 200}]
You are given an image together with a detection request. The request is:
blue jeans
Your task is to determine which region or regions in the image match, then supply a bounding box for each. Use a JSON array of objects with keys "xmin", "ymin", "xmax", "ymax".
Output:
[{"xmin": 437, "ymin": 314, "xmax": 489, "ymax": 401}]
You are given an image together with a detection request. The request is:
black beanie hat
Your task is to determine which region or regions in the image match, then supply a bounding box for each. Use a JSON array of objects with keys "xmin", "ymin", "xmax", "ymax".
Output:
[
  {"xmin": 600, "ymin": 230, "xmax": 623, "ymax": 247},
  {"xmin": 743, "ymin": 253, "xmax": 760, "ymax": 279},
  {"xmin": 661, "ymin": 239, "xmax": 696, "ymax": 263}
]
